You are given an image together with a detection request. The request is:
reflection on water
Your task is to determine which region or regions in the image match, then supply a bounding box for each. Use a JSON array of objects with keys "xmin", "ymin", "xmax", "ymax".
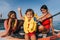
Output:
[
  {"xmin": 0, "ymin": 23, "xmax": 4, "ymax": 30},
  {"xmin": 53, "ymin": 21, "xmax": 60, "ymax": 30}
]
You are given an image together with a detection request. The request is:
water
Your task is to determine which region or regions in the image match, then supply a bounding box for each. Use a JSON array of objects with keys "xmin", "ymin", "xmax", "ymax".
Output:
[
  {"xmin": 0, "ymin": 23, "xmax": 4, "ymax": 30},
  {"xmin": 53, "ymin": 21, "xmax": 60, "ymax": 30},
  {"xmin": 0, "ymin": 21, "xmax": 60, "ymax": 40}
]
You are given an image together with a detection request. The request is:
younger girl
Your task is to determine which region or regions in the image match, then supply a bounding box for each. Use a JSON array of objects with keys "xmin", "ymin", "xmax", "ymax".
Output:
[{"xmin": 18, "ymin": 8, "xmax": 37, "ymax": 40}]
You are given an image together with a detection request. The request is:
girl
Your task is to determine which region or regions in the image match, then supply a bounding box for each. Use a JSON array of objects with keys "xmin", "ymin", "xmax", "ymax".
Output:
[
  {"xmin": 38, "ymin": 5, "xmax": 55, "ymax": 35},
  {"xmin": 18, "ymin": 8, "xmax": 37, "ymax": 40},
  {"xmin": 1, "ymin": 11, "xmax": 18, "ymax": 37}
]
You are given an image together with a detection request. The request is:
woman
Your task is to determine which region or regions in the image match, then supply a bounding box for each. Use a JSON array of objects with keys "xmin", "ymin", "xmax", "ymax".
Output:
[
  {"xmin": 1, "ymin": 11, "xmax": 18, "ymax": 37},
  {"xmin": 38, "ymin": 5, "xmax": 55, "ymax": 36}
]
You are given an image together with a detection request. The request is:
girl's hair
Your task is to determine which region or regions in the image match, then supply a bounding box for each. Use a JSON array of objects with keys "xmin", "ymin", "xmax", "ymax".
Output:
[
  {"xmin": 25, "ymin": 9, "xmax": 34, "ymax": 16},
  {"xmin": 8, "ymin": 11, "xmax": 17, "ymax": 19},
  {"xmin": 40, "ymin": 5, "xmax": 48, "ymax": 11}
]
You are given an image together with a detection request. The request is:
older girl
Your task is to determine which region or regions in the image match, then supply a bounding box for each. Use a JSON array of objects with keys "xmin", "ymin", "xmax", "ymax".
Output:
[
  {"xmin": 38, "ymin": 5, "xmax": 55, "ymax": 36},
  {"xmin": 1, "ymin": 11, "xmax": 18, "ymax": 37}
]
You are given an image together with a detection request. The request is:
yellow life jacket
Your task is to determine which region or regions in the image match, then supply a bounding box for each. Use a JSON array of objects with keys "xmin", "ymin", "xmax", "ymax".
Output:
[{"xmin": 23, "ymin": 16, "xmax": 37, "ymax": 33}]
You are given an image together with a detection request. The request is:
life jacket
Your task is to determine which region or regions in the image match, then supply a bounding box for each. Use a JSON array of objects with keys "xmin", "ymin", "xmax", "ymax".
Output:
[{"xmin": 23, "ymin": 16, "xmax": 37, "ymax": 33}]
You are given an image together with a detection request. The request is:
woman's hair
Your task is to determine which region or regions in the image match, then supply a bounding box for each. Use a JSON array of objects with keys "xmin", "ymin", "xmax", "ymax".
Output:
[
  {"xmin": 8, "ymin": 11, "xmax": 17, "ymax": 19},
  {"xmin": 40, "ymin": 5, "xmax": 48, "ymax": 11},
  {"xmin": 25, "ymin": 9, "xmax": 34, "ymax": 16}
]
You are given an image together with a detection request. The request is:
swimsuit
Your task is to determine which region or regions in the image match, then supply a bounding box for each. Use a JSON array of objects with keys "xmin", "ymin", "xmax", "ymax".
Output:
[{"xmin": 42, "ymin": 19, "xmax": 50, "ymax": 30}]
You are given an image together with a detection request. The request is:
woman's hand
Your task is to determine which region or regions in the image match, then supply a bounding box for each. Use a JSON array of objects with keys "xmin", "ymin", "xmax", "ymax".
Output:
[{"xmin": 12, "ymin": 19, "xmax": 18, "ymax": 31}]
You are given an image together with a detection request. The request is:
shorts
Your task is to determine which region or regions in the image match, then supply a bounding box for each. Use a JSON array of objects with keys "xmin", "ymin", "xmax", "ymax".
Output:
[{"xmin": 27, "ymin": 32, "xmax": 35, "ymax": 37}]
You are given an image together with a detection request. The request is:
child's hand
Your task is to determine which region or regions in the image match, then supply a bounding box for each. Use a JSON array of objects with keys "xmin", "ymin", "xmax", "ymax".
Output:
[
  {"xmin": 18, "ymin": 8, "xmax": 21, "ymax": 12},
  {"xmin": 18, "ymin": 7, "xmax": 24, "ymax": 20}
]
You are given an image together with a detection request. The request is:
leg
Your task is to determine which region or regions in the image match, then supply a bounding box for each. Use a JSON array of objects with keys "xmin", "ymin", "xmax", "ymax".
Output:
[
  {"xmin": 1, "ymin": 31, "xmax": 9, "ymax": 37},
  {"xmin": 38, "ymin": 25, "xmax": 49, "ymax": 34},
  {"xmin": 31, "ymin": 34, "xmax": 36, "ymax": 40},
  {"xmin": 38, "ymin": 25, "xmax": 44, "ymax": 32},
  {"xmin": 25, "ymin": 33, "xmax": 29, "ymax": 40}
]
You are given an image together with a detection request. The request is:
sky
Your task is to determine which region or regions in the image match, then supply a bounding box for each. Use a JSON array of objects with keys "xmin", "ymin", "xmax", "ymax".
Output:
[{"xmin": 0, "ymin": 0, "xmax": 60, "ymax": 21}]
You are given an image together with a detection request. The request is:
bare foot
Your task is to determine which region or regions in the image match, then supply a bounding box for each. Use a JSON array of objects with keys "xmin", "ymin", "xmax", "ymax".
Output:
[{"xmin": 56, "ymin": 33, "xmax": 60, "ymax": 38}]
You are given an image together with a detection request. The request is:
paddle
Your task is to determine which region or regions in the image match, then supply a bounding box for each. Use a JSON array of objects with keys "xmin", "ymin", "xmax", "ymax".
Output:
[
  {"xmin": 43, "ymin": 12, "xmax": 60, "ymax": 22},
  {"xmin": 37, "ymin": 12, "xmax": 60, "ymax": 24},
  {"xmin": 37, "ymin": 12, "xmax": 60, "ymax": 33}
]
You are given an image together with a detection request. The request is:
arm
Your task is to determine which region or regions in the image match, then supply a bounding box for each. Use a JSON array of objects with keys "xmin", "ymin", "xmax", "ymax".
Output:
[
  {"xmin": 37, "ymin": 14, "xmax": 47, "ymax": 20},
  {"xmin": 4, "ymin": 20, "xmax": 8, "ymax": 31},
  {"xmin": 18, "ymin": 8, "xmax": 24, "ymax": 20},
  {"xmin": 1, "ymin": 19, "xmax": 11, "ymax": 37},
  {"xmin": 4, "ymin": 19, "xmax": 12, "ymax": 35},
  {"xmin": 4, "ymin": 20, "xmax": 11, "ymax": 34},
  {"xmin": 50, "ymin": 18, "xmax": 55, "ymax": 35},
  {"xmin": 13, "ymin": 19, "xmax": 18, "ymax": 31}
]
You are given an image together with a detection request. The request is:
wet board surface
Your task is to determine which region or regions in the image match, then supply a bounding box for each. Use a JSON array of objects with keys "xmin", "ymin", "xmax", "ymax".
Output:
[
  {"xmin": 0, "ymin": 30, "xmax": 60, "ymax": 40},
  {"xmin": 0, "ymin": 30, "xmax": 24, "ymax": 40},
  {"xmin": 38, "ymin": 37, "xmax": 50, "ymax": 40}
]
